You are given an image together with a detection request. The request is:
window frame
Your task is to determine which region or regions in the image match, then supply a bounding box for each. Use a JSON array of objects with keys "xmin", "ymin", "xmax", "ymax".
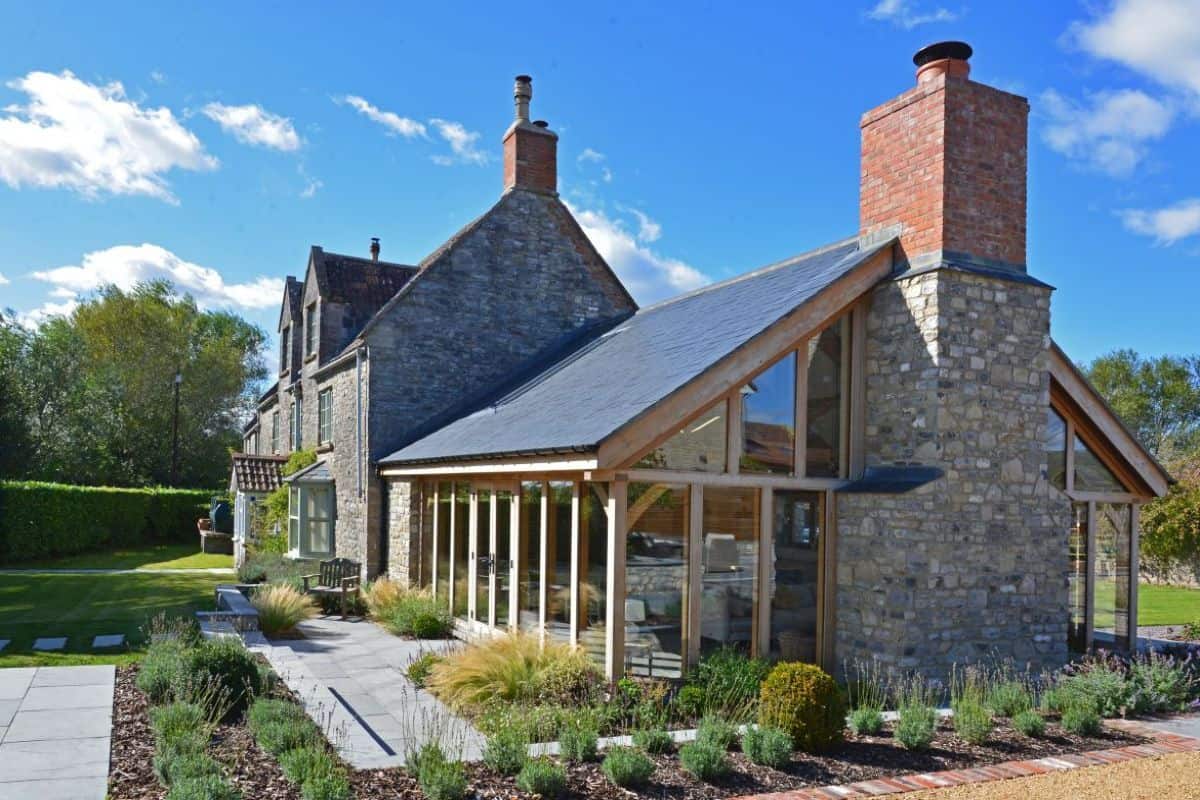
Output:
[
  {"xmin": 280, "ymin": 326, "xmax": 290, "ymax": 373},
  {"xmin": 317, "ymin": 388, "xmax": 333, "ymax": 445},
  {"xmin": 305, "ymin": 302, "xmax": 318, "ymax": 358},
  {"xmin": 287, "ymin": 482, "xmax": 335, "ymax": 559},
  {"xmin": 271, "ymin": 411, "xmax": 280, "ymax": 455}
]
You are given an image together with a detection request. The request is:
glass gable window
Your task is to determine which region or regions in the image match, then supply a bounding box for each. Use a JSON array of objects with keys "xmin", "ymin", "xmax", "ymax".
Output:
[
  {"xmin": 317, "ymin": 389, "xmax": 333, "ymax": 445},
  {"xmin": 625, "ymin": 482, "xmax": 689, "ymax": 678},
  {"xmin": 805, "ymin": 318, "xmax": 845, "ymax": 477},
  {"xmin": 1046, "ymin": 408, "xmax": 1067, "ymax": 490},
  {"xmin": 636, "ymin": 401, "xmax": 727, "ymax": 473},
  {"xmin": 1074, "ymin": 437, "xmax": 1125, "ymax": 493},
  {"xmin": 741, "ymin": 354, "xmax": 796, "ymax": 474},
  {"xmin": 700, "ymin": 486, "xmax": 759, "ymax": 656},
  {"xmin": 1094, "ymin": 502, "xmax": 1132, "ymax": 644},
  {"xmin": 1068, "ymin": 502, "xmax": 1088, "ymax": 653}
]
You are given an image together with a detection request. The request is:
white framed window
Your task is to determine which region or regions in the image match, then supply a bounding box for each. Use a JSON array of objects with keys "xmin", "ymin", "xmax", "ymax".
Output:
[
  {"xmin": 291, "ymin": 398, "xmax": 303, "ymax": 449},
  {"xmin": 318, "ymin": 388, "xmax": 333, "ymax": 445},
  {"xmin": 288, "ymin": 483, "xmax": 335, "ymax": 558}
]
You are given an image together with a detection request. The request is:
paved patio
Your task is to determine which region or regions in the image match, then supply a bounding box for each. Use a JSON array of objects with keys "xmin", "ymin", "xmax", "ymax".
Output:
[
  {"xmin": 246, "ymin": 617, "xmax": 483, "ymax": 769},
  {"xmin": 0, "ymin": 665, "xmax": 113, "ymax": 800}
]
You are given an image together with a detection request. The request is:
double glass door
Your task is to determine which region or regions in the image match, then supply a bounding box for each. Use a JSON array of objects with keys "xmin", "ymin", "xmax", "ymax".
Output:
[{"xmin": 468, "ymin": 486, "xmax": 515, "ymax": 629}]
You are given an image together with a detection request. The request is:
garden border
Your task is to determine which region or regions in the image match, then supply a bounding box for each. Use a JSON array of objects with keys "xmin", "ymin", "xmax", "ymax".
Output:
[{"xmin": 731, "ymin": 719, "xmax": 1200, "ymax": 799}]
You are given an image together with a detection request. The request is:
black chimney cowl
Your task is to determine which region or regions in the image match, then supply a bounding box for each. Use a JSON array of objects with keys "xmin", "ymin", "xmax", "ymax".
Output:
[{"xmin": 913, "ymin": 41, "xmax": 973, "ymax": 67}]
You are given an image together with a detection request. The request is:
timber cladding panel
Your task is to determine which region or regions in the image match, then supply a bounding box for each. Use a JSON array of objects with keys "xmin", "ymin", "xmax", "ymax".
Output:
[{"xmin": 835, "ymin": 268, "xmax": 1070, "ymax": 677}]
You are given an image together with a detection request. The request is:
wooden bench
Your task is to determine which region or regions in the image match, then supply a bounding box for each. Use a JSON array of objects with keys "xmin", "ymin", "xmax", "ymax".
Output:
[{"xmin": 301, "ymin": 558, "xmax": 362, "ymax": 619}]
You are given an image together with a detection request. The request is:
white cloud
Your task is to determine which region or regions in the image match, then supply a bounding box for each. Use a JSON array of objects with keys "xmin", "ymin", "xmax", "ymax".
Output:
[
  {"xmin": 577, "ymin": 148, "xmax": 606, "ymax": 164},
  {"xmin": 300, "ymin": 177, "xmax": 322, "ymax": 198},
  {"xmin": 601, "ymin": 167, "xmax": 613, "ymax": 183},
  {"xmin": 568, "ymin": 203, "xmax": 708, "ymax": 304},
  {"xmin": 0, "ymin": 272, "xmax": 8, "ymax": 285},
  {"xmin": 618, "ymin": 206, "xmax": 662, "ymax": 243},
  {"xmin": 150, "ymin": 70, "xmax": 167, "ymax": 85},
  {"xmin": 867, "ymin": 0, "xmax": 958, "ymax": 28},
  {"xmin": 429, "ymin": 118, "xmax": 487, "ymax": 165},
  {"xmin": 202, "ymin": 102, "xmax": 300, "ymax": 151},
  {"xmin": 1070, "ymin": 0, "xmax": 1200, "ymax": 98},
  {"xmin": 1040, "ymin": 88, "xmax": 1174, "ymax": 176},
  {"xmin": 17, "ymin": 298, "xmax": 78, "ymax": 328},
  {"xmin": 30, "ymin": 243, "xmax": 283, "ymax": 311},
  {"xmin": 340, "ymin": 95, "xmax": 427, "ymax": 138},
  {"xmin": 1120, "ymin": 198, "xmax": 1200, "ymax": 244},
  {"xmin": 0, "ymin": 70, "xmax": 216, "ymax": 203}
]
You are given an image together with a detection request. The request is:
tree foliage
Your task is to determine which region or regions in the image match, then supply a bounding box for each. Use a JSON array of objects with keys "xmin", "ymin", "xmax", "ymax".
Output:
[
  {"xmin": 1083, "ymin": 349, "xmax": 1200, "ymax": 460},
  {"xmin": 0, "ymin": 281, "xmax": 266, "ymax": 487}
]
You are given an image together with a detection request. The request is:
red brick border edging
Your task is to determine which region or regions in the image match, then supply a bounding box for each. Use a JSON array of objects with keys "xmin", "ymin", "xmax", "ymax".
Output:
[{"xmin": 733, "ymin": 719, "xmax": 1200, "ymax": 799}]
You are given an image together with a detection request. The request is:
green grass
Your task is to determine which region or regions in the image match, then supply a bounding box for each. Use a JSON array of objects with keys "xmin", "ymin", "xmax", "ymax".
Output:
[
  {"xmin": 0, "ymin": 571, "xmax": 225, "ymax": 667},
  {"xmin": 1092, "ymin": 580, "xmax": 1200, "ymax": 629},
  {"xmin": 12, "ymin": 542, "xmax": 232, "ymax": 571}
]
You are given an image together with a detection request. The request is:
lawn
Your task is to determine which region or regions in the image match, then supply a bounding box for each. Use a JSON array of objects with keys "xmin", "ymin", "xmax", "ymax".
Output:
[
  {"xmin": 11, "ymin": 541, "xmax": 232, "ymax": 571},
  {"xmin": 0, "ymin": 559, "xmax": 227, "ymax": 667},
  {"xmin": 1091, "ymin": 580, "xmax": 1200, "ymax": 629}
]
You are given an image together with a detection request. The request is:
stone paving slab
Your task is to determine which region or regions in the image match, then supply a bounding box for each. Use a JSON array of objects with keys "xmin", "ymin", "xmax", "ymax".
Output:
[
  {"xmin": 30, "ymin": 665, "xmax": 115, "ymax": 687},
  {"xmin": 20, "ymin": 684, "xmax": 113, "ymax": 711},
  {"xmin": 0, "ymin": 669, "xmax": 35, "ymax": 700},
  {"xmin": 4, "ymin": 706, "xmax": 112, "ymax": 742},
  {"xmin": 0, "ymin": 736, "xmax": 110, "ymax": 781},
  {"xmin": 0, "ymin": 700, "xmax": 17, "ymax": 726},
  {"xmin": 31, "ymin": 637, "xmax": 65, "ymax": 652},
  {"xmin": 0, "ymin": 776, "xmax": 112, "ymax": 800}
]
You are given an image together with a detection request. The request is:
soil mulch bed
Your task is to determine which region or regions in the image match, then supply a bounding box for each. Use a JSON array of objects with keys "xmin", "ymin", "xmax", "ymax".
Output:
[
  {"xmin": 351, "ymin": 721, "xmax": 1147, "ymax": 800},
  {"xmin": 112, "ymin": 662, "xmax": 1149, "ymax": 800},
  {"xmin": 109, "ymin": 664, "xmax": 303, "ymax": 800}
]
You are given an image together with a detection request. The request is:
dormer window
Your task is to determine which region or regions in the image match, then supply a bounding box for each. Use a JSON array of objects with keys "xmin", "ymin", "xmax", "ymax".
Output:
[
  {"xmin": 305, "ymin": 302, "xmax": 318, "ymax": 357},
  {"xmin": 280, "ymin": 327, "xmax": 290, "ymax": 373}
]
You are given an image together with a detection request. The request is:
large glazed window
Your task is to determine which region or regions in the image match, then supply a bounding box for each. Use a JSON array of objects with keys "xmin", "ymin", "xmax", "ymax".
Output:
[
  {"xmin": 741, "ymin": 354, "xmax": 796, "ymax": 475},
  {"xmin": 1094, "ymin": 502, "xmax": 1132, "ymax": 644},
  {"xmin": 419, "ymin": 483, "xmax": 434, "ymax": 590},
  {"xmin": 769, "ymin": 491, "xmax": 821, "ymax": 662},
  {"xmin": 700, "ymin": 486, "xmax": 759, "ymax": 656},
  {"xmin": 453, "ymin": 484, "xmax": 469, "ymax": 617},
  {"xmin": 475, "ymin": 489, "xmax": 491, "ymax": 623},
  {"xmin": 1074, "ymin": 437, "xmax": 1124, "ymax": 493},
  {"xmin": 518, "ymin": 482, "xmax": 543, "ymax": 633},
  {"xmin": 635, "ymin": 401, "xmax": 727, "ymax": 473},
  {"xmin": 579, "ymin": 483, "xmax": 609, "ymax": 663},
  {"xmin": 436, "ymin": 482, "xmax": 452, "ymax": 608},
  {"xmin": 1068, "ymin": 502, "xmax": 1088, "ymax": 653},
  {"xmin": 301, "ymin": 485, "xmax": 333, "ymax": 557},
  {"xmin": 496, "ymin": 489, "xmax": 513, "ymax": 629},
  {"xmin": 317, "ymin": 389, "xmax": 333, "ymax": 445},
  {"xmin": 287, "ymin": 487, "xmax": 300, "ymax": 552},
  {"xmin": 805, "ymin": 319, "xmax": 845, "ymax": 477},
  {"xmin": 625, "ymin": 482, "xmax": 689, "ymax": 678},
  {"xmin": 546, "ymin": 482, "xmax": 574, "ymax": 641},
  {"xmin": 1046, "ymin": 408, "xmax": 1067, "ymax": 490}
]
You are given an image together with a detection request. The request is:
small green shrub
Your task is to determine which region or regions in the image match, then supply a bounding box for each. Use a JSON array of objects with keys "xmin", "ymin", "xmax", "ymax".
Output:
[
  {"xmin": 483, "ymin": 728, "xmax": 529, "ymax": 776},
  {"xmin": 279, "ymin": 746, "xmax": 339, "ymax": 786},
  {"xmin": 154, "ymin": 746, "xmax": 220, "ymax": 787},
  {"xmin": 686, "ymin": 646, "xmax": 771, "ymax": 722},
  {"xmin": 602, "ymin": 746, "xmax": 655, "ymax": 788},
  {"xmin": 697, "ymin": 715, "xmax": 739, "ymax": 751},
  {"xmin": 150, "ymin": 702, "xmax": 208, "ymax": 746},
  {"xmin": 302, "ymin": 772, "xmax": 352, "ymax": 800},
  {"xmin": 1129, "ymin": 652, "xmax": 1195, "ymax": 714},
  {"xmin": 165, "ymin": 774, "xmax": 241, "ymax": 800},
  {"xmin": 895, "ymin": 705, "xmax": 936, "ymax": 751},
  {"xmin": 1054, "ymin": 659, "xmax": 1130, "ymax": 718},
  {"xmin": 180, "ymin": 638, "xmax": 263, "ymax": 720},
  {"xmin": 410, "ymin": 610, "xmax": 454, "ymax": 639},
  {"xmin": 251, "ymin": 584, "xmax": 319, "ymax": 636},
  {"xmin": 406, "ymin": 741, "xmax": 447, "ymax": 776},
  {"xmin": 987, "ymin": 680, "xmax": 1033, "ymax": 718},
  {"xmin": 256, "ymin": 718, "xmax": 320, "ymax": 756},
  {"xmin": 535, "ymin": 653, "xmax": 603, "ymax": 705},
  {"xmin": 757, "ymin": 662, "xmax": 845, "ymax": 753},
  {"xmin": 138, "ymin": 641, "xmax": 188, "ymax": 704},
  {"xmin": 742, "ymin": 726, "xmax": 792, "ymax": 769},
  {"xmin": 673, "ymin": 684, "xmax": 705, "ymax": 719},
  {"xmin": 247, "ymin": 698, "xmax": 308, "ymax": 733},
  {"xmin": 1013, "ymin": 710, "xmax": 1046, "ymax": 737},
  {"xmin": 238, "ymin": 551, "xmax": 318, "ymax": 589},
  {"xmin": 559, "ymin": 721, "xmax": 599, "ymax": 763},
  {"xmin": 516, "ymin": 758, "xmax": 567, "ymax": 798},
  {"xmin": 678, "ymin": 741, "xmax": 730, "ymax": 782},
  {"xmin": 952, "ymin": 699, "xmax": 993, "ymax": 745},
  {"xmin": 632, "ymin": 726, "xmax": 674, "ymax": 754},
  {"xmin": 848, "ymin": 707, "xmax": 885, "ymax": 736},
  {"xmin": 419, "ymin": 757, "xmax": 468, "ymax": 800},
  {"xmin": 1061, "ymin": 703, "xmax": 1101, "ymax": 736},
  {"xmin": 407, "ymin": 652, "xmax": 442, "ymax": 688}
]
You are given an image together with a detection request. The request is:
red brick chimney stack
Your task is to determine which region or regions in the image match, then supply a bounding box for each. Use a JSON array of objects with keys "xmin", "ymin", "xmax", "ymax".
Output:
[
  {"xmin": 860, "ymin": 42, "xmax": 1029, "ymax": 273},
  {"xmin": 503, "ymin": 75, "xmax": 558, "ymax": 195}
]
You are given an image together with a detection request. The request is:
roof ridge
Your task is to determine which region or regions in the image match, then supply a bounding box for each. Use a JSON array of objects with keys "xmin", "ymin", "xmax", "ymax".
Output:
[{"xmin": 634, "ymin": 234, "xmax": 860, "ymax": 315}]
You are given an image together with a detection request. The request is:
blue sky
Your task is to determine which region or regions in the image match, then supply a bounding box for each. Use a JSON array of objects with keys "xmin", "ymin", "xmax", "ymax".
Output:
[{"xmin": 0, "ymin": 0, "xmax": 1198, "ymax": 365}]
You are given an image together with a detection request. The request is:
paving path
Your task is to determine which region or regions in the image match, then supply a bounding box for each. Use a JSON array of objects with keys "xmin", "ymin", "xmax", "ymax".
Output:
[
  {"xmin": 247, "ymin": 617, "xmax": 483, "ymax": 769},
  {"xmin": 0, "ymin": 665, "xmax": 113, "ymax": 800}
]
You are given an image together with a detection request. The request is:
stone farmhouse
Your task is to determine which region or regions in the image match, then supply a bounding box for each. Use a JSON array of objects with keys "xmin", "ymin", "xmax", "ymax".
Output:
[{"xmin": 232, "ymin": 42, "xmax": 1171, "ymax": 680}]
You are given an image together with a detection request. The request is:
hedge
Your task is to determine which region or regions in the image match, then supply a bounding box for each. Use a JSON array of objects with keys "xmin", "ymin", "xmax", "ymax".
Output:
[{"xmin": 0, "ymin": 481, "xmax": 213, "ymax": 563}]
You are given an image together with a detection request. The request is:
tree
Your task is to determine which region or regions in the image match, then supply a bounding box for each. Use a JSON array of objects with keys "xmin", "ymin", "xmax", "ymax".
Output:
[
  {"xmin": 0, "ymin": 281, "xmax": 266, "ymax": 487},
  {"xmin": 1083, "ymin": 349, "xmax": 1200, "ymax": 461}
]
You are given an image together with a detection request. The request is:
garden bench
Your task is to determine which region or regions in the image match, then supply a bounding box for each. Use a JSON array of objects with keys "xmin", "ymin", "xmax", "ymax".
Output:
[{"xmin": 302, "ymin": 558, "xmax": 362, "ymax": 619}]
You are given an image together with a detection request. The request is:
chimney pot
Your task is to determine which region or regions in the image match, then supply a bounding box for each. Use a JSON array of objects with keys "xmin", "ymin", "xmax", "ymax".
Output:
[
  {"xmin": 514, "ymin": 75, "xmax": 532, "ymax": 122},
  {"xmin": 533, "ymin": 120, "xmax": 548, "ymax": 128},
  {"xmin": 369, "ymin": 237, "xmax": 380, "ymax": 262},
  {"xmin": 913, "ymin": 40, "xmax": 973, "ymax": 83}
]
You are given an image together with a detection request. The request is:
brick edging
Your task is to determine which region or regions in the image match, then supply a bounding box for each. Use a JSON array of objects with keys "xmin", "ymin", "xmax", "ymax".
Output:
[{"xmin": 734, "ymin": 719, "xmax": 1200, "ymax": 799}]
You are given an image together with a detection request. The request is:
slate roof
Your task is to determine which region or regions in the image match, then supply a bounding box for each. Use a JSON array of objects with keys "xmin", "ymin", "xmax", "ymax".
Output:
[
  {"xmin": 285, "ymin": 459, "xmax": 333, "ymax": 484},
  {"xmin": 381, "ymin": 236, "xmax": 888, "ymax": 465},
  {"xmin": 230, "ymin": 453, "xmax": 286, "ymax": 493},
  {"xmin": 312, "ymin": 247, "xmax": 416, "ymax": 309}
]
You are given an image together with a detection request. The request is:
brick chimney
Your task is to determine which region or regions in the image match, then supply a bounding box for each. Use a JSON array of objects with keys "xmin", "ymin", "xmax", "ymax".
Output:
[
  {"xmin": 860, "ymin": 42, "xmax": 1029, "ymax": 273},
  {"xmin": 503, "ymin": 75, "xmax": 558, "ymax": 194},
  {"xmin": 369, "ymin": 237, "xmax": 380, "ymax": 262}
]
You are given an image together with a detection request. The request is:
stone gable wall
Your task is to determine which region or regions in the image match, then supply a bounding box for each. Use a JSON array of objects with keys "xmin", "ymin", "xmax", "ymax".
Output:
[{"xmin": 836, "ymin": 268, "xmax": 1071, "ymax": 677}]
